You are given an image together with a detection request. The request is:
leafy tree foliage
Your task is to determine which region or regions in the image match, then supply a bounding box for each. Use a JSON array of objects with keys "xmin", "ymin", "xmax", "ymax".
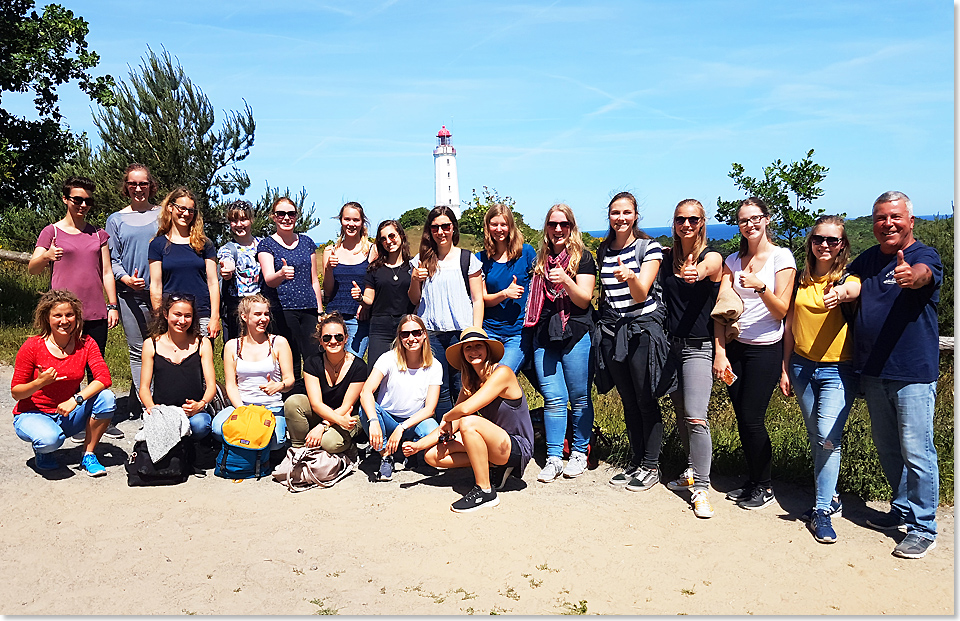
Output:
[
  {"xmin": 91, "ymin": 47, "xmax": 255, "ymax": 245},
  {"xmin": 398, "ymin": 207, "xmax": 429, "ymax": 229},
  {"xmin": 0, "ymin": 1, "xmax": 114, "ymax": 247},
  {"xmin": 466, "ymin": 186, "xmax": 542, "ymax": 248},
  {"xmin": 246, "ymin": 182, "xmax": 321, "ymax": 239},
  {"xmin": 913, "ymin": 215, "xmax": 953, "ymax": 337},
  {"xmin": 716, "ymin": 149, "xmax": 828, "ymax": 260}
]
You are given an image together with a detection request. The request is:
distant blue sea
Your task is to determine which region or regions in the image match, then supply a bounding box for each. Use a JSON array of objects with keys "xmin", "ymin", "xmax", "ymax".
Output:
[{"xmin": 587, "ymin": 214, "xmax": 948, "ymax": 242}]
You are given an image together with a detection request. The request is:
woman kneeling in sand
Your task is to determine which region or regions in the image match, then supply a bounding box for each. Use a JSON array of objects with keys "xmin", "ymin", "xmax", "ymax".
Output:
[{"xmin": 402, "ymin": 327, "xmax": 534, "ymax": 513}]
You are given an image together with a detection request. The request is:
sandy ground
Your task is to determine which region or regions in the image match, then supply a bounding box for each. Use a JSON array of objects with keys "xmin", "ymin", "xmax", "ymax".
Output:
[{"xmin": 0, "ymin": 365, "xmax": 953, "ymax": 616}]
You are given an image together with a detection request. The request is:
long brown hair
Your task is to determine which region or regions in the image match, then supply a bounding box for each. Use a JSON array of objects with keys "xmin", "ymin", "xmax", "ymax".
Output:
[
  {"xmin": 369, "ymin": 220, "xmax": 411, "ymax": 271},
  {"xmin": 596, "ymin": 191, "xmax": 649, "ymax": 262},
  {"xmin": 418, "ymin": 206, "xmax": 461, "ymax": 277},
  {"xmin": 801, "ymin": 215, "xmax": 850, "ymax": 286},
  {"xmin": 533, "ymin": 204, "xmax": 584, "ymax": 277},
  {"xmin": 119, "ymin": 163, "xmax": 159, "ymax": 200},
  {"xmin": 34, "ymin": 289, "xmax": 84, "ymax": 340},
  {"xmin": 157, "ymin": 187, "xmax": 207, "ymax": 254},
  {"xmin": 737, "ymin": 197, "xmax": 775, "ymax": 258},
  {"xmin": 671, "ymin": 198, "xmax": 708, "ymax": 273},
  {"xmin": 483, "ymin": 203, "xmax": 524, "ymax": 260},
  {"xmin": 334, "ymin": 201, "xmax": 371, "ymax": 253},
  {"xmin": 148, "ymin": 293, "xmax": 199, "ymax": 338},
  {"xmin": 458, "ymin": 342, "xmax": 498, "ymax": 398},
  {"xmin": 391, "ymin": 314, "xmax": 433, "ymax": 372}
]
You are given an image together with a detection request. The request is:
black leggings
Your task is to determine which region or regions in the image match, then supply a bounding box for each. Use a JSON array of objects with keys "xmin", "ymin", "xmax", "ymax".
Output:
[
  {"xmin": 83, "ymin": 319, "xmax": 108, "ymax": 383},
  {"xmin": 725, "ymin": 339, "xmax": 782, "ymax": 486},
  {"xmin": 275, "ymin": 308, "xmax": 319, "ymax": 379},
  {"xmin": 602, "ymin": 331, "xmax": 663, "ymax": 470}
]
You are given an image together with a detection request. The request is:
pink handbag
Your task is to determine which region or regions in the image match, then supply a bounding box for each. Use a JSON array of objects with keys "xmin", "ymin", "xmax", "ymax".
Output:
[{"xmin": 271, "ymin": 446, "xmax": 355, "ymax": 492}]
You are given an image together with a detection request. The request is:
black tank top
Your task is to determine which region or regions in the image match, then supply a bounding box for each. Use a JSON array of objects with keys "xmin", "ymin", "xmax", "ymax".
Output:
[{"xmin": 151, "ymin": 344, "xmax": 205, "ymax": 406}]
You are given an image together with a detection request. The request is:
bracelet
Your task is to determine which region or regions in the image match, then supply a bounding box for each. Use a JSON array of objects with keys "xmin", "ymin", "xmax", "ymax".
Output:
[{"xmin": 106, "ymin": 304, "xmax": 119, "ymax": 311}]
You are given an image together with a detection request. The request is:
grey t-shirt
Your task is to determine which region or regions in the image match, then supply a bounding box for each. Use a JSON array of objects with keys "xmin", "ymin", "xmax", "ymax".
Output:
[{"xmin": 106, "ymin": 207, "xmax": 160, "ymax": 292}]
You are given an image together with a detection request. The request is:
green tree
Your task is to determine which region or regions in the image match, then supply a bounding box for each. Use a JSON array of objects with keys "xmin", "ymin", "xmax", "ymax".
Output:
[
  {"xmin": 90, "ymin": 47, "xmax": 255, "ymax": 244},
  {"xmin": 913, "ymin": 215, "xmax": 953, "ymax": 337},
  {"xmin": 247, "ymin": 182, "xmax": 321, "ymax": 239},
  {"xmin": 716, "ymin": 149, "xmax": 829, "ymax": 259},
  {"xmin": 466, "ymin": 186, "xmax": 542, "ymax": 248},
  {"xmin": 398, "ymin": 206, "xmax": 429, "ymax": 229},
  {"xmin": 0, "ymin": 0, "xmax": 114, "ymax": 249}
]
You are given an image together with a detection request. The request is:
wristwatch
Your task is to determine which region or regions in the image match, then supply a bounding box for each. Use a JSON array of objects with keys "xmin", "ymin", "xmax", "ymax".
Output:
[
  {"xmin": 755, "ymin": 284, "xmax": 767, "ymax": 294},
  {"xmin": 73, "ymin": 393, "xmax": 85, "ymax": 406}
]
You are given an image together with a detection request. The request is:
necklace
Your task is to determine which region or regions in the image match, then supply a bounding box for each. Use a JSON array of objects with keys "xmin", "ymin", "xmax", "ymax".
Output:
[
  {"xmin": 46, "ymin": 335, "xmax": 73, "ymax": 356},
  {"xmin": 389, "ymin": 265, "xmax": 401, "ymax": 281},
  {"xmin": 325, "ymin": 354, "xmax": 346, "ymax": 379}
]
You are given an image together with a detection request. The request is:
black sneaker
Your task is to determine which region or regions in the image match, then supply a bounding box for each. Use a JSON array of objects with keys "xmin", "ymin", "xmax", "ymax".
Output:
[
  {"xmin": 866, "ymin": 511, "xmax": 906, "ymax": 532},
  {"xmin": 451, "ymin": 485, "xmax": 500, "ymax": 513},
  {"xmin": 104, "ymin": 424, "xmax": 124, "ymax": 439},
  {"xmin": 489, "ymin": 464, "xmax": 515, "ymax": 491},
  {"xmin": 800, "ymin": 496, "xmax": 843, "ymax": 523},
  {"xmin": 725, "ymin": 480, "xmax": 757, "ymax": 502},
  {"xmin": 738, "ymin": 485, "xmax": 775, "ymax": 510},
  {"xmin": 609, "ymin": 464, "xmax": 641, "ymax": 486}
]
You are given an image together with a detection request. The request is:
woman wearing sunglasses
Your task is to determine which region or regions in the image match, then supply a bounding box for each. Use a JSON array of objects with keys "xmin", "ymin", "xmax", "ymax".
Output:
[
  {"xmin": 284, "ymin": 312, "xmax": 367, "ymax": 453},
  {"xmin": 780, "ymin": 216, "xmax": 860, "ymax": 543},
  {"xmin": 713, "ymin": 197, "xmax": 796, "ymax": 510},
  {"xmin": 258, "ymin": 197, "xmax": 322, "ymax": 379},
  {"xmin": 139, "ymin": 293, "xmax": 217, "ymax": 441},
  {"xmin": 148, "ymin": 187, "xmax": 221, "ymax": 339},
  {"xmin": 526, "ymin": 204, "xmax": 597, "ymax": 483},
  {"xmin": 658, "ymin": 199, "xmax": 723, "ymax": 518},
  {"xmin": 213, "ymin": 293, "xmax": 294, "ymax": 451},
  {"xmin": 408, "ymin": 206, "xmax": 484, "ymax": 418},
  {"xmin": 322, "ymin": 202, "xmax": 373, "ymax": 357},
  {"xmin": 359, "ymin": 314, "xmax": 441, "ymax": 481},
  {"xmin": 106, "ymin": 164, "xmax": 161, "ymax": 417},
  {"xmin": 361, "ymin": 220, "xmax": 415, "ymax": 372}
]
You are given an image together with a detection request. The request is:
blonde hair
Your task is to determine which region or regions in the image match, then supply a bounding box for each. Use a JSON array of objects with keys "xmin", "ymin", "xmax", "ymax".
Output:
[
  {"xmin": 334, "ymin": 201, "xmax": 372, "ymax": 253},
  {"xmin": 236, "ymin": 293, "xmax": 272, "ymax": 337},
  {"xmin": 534, "ymin": 204, "xmax": 584, "ymax": 278},
  {"xmin": 482, "ymin": 203, "xmax": 524, "ymax": 260},
  {"xmin": 157, "ymin": 187, "xmax": 207, "ymax": 254},
  {"xmin": 801, "ymin": 215, "xmax": 850, "ymax": 286},
  {"xmin": 671, "ymin": 198, "xmax": 708, "ymax": 273},
  {"xmin": 458, "ymin": 342, "xmax": 497, "ymax": 398},
  {"xmin": 34, "ymin": 289, "xmax": 84, "ymax": 340},
  {"xmin": 392, "ymin": 314, "xmax": 433, "ymax": 372}
]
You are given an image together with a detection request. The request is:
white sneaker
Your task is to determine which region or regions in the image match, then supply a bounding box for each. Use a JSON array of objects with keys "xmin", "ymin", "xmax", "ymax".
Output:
[
  {"xmin": 562, "ymin": 451, "xmax": 588, "ymax": 478},
  {"xmin": 666, "ymin": 467, "xmax": 695, "ymax": 491},
  {"xmin": 537, "ymin": 456, "xmax": 564, "ymax": 483},
  {"xmin": 691, "ymin": 489, "xmax": 715, "ymax": 518}
]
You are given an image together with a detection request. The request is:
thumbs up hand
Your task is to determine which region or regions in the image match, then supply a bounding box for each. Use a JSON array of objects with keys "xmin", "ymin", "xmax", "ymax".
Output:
[
  {"xmin": 822, "ymin": 282, "xmax": 840, "ymax": 309},
  {"xmin": 681, "ymin": 253, "xmax": 699, "ymax": 283},
  {"xmin": 612, "ymin": 256, "xmax": 634, "ymax": 283},
  {"xmin": 126, "ymin": 267, "xmax": 146, "ymax": 290},
  {"xmin": 45, "ymin": 239, "xmax": 63, "ymax": 263},
  {"xmin": 893, "ymin": 250, "xmax": 915, "ymax": 288},
  {"xmin": 739, "ymin": 263, "xmax": 763, "ymax": 291},
  {"xmin": 351, "ymin": 280, "xmax": 362, "ymax": 300},
  {"xmin": 280, "ymin": 258, "xmax": 295, "ymax": 280},
  {"xmin": 503, "ymin": 275, "xmax": 524, "ymax": 299}
]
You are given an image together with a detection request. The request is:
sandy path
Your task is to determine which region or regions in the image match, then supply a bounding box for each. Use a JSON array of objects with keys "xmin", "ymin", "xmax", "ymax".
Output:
[{"xmin": 0, "ymin": 366, "xmax": 952, "ymax": 615}]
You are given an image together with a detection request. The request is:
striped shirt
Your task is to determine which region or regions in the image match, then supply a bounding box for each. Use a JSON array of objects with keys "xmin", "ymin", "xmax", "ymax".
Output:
[{"xmin": 600, "ymin": 238, "xmax": 663, "ymax": 317}]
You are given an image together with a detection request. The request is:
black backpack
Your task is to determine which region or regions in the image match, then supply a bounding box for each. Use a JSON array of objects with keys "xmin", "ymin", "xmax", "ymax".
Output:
[{"xmin": 126, "ymin": 439, "xmax": 191, "ymax": 486}]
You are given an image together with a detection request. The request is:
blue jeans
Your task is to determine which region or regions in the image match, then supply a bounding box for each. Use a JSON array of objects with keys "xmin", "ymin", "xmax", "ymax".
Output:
[
  {"xmin": 535, "ymin": 333, "xmax": 594, "ymax": 458},
  {"xmin": 213, "ymin": 405, "xmax": 286, "ymax": 451},
  {"xmin": 789, "ymin": 354, "xmax": 857, "ymax": 511},
  {"xmin": 860, "ymin": 375, "xmax": 939, "ymax": 540},
  {"xmin": 14, "ymin": 390, "xmax": 117, "ymax": 453},
  {"xmin": 344, "ymin": 317, "xmax": 370, "ymax": 358},
  {"xmin": 483, "ymin": 325, "xmax": 534, "ymax": 375},
  {"xmin": 429, "ymin": 330, "xmax": 461, "ymax": 420},
  {"xmin": 187, "ymin": 410, "xmax": 213, "ymax": 440},
  {"xmin": 361, "ymin": 402, "xmax": 440, "ymax": 454}
]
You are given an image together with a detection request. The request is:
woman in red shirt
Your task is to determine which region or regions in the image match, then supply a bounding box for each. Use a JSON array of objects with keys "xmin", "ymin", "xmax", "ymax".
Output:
[{"xmin": 11, "ymin": 290, "xmax": 116, "ymax": 475}]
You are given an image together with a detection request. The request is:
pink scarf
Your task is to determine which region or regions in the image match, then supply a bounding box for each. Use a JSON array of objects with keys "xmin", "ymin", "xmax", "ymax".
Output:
[{"xmin": 524, "ymin": 249, "xmax": 572, "ymax": 330}]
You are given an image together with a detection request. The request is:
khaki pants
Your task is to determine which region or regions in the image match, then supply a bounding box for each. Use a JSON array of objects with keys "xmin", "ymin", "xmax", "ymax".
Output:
[{"xmin": 283, "ymin": 394, "xmax": 358, "ymax": 453}]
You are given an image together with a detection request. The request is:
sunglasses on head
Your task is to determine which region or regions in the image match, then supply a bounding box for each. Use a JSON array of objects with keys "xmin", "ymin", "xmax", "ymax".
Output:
[
  {"xmin": 811, "ymin": 235, "xmax": 842, "ymax": 247},
  {"xmin": 674, "ymin": 216, "xmax": 702, "ymax": 226},
  {"xmin": 400, "ymin": 329, "xmax": 424, "ymax": 339},
  {"xmin": 168, "ymin": 293, "xmax": 196, "ymax": 303},
  {"xmin": 429, "ymin": 222, "xmax": 453, "ymax": 233},
  {"xmin": 321, "ymin": 333, "xmax": 345, "ymax": 343},
  {"xmin": 66, "ymin": 195, "xmax": 94, "ymax": 207}
]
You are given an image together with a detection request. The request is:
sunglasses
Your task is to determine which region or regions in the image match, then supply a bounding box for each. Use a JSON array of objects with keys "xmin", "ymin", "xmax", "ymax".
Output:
[
  {"xmin": 737, "ymin": 214, "xmax": 765, "ymax": 227},
  {"xmin": 321, "ymin": 333, "xmax": 346, "ymax": 343},
  {"xmin": 274, "ymin": 210, "xmax": 297, "ymax": 220},
  {"xmin": 379, "ymin": 232, "xmax": 399, "ymax": 243},
  {"xmin": 174, "ymin": 204, "xmax": 197, "ymax": 216},
  {"xmin": 548, "ymin": 221, "xmax": 572, "ymax": 230},
  {"xmin": 126, "ymin": 181, "xmax": 150, "ymax": 188},
  {"xmin": 811, "ymin": 235, "xmax": 842, "ymax": 247},
  {"xmin": 66, "ymin": 195, "xmax": 94, "ymax": 207},
  {"xmin": 674, "ymin": 216, "xmax": 702, "ymax": 226},
  {"xmin": 168, "ymin": 293, "xmax": 196, "ymax": 303},
  {"xmin": 400, "ymin": 329, "xmax": 424, "ymax": 339},
  {"xmin": 429, "ymin": 222, "xmax": 453, "ymax": 233}
]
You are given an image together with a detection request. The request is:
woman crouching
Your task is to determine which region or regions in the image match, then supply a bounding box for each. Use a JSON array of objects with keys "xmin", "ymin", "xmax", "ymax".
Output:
[{"xmin": 403, "ymin": 327, "xmax": 534, "ymax": 513}]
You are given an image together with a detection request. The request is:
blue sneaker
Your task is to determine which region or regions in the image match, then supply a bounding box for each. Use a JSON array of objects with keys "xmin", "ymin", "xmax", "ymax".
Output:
[
  {"xmin": 809, "ymin": 509, "xmax": 837, "ymax": 543},
  {"xmin": 80, "ymin": 453, "xmax": 107, "ymax": 477},
  {"xmin": 34, "ymin": 449, "xmax": 58, "ymax": 470},
  {"xmin": 378, "ymin": 455, "xmax": 394, "ymax": 481},
  {"xmin": 800, "ymin": 496, "xmax": 843, "ymax": 523}
]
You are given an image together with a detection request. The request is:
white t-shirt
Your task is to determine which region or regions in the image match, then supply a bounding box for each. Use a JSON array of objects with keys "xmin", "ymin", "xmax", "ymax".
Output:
[
  {"xmin": 372, "ymin": 351, "xmax": 443, "ymax": 419},
  {"xmin": 726, "ymin": 246, "xmax": 796, "ymax": 345}
]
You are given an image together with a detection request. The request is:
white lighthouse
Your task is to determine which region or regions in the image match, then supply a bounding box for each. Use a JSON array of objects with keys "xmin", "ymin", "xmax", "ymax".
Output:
[{"xmin": 433, "ymin": 125, "xmax": 460, "ymax": 217}]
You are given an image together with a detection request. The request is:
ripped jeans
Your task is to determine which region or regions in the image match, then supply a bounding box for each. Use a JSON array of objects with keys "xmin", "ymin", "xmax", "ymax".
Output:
[{"xmin": 788, "ymin": 353, "xmax": 857, "ymax": 511}]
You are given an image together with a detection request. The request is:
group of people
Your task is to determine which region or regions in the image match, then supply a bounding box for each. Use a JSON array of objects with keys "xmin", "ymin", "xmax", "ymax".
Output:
[{"xmin": 10, "ymin": 167, "xmax": 942, "ymax": 558}]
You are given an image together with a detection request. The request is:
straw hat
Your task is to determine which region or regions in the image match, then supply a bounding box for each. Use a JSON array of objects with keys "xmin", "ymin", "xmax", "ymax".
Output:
[{"xmin": 444, "ymin": 327, "xmax": 505, "ymax": 371}]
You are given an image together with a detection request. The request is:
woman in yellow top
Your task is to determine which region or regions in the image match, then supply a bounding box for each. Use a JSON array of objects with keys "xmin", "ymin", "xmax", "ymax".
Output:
[{"xmin": 780, "ymin": 215, "xmax": 861, "ymax": 544}]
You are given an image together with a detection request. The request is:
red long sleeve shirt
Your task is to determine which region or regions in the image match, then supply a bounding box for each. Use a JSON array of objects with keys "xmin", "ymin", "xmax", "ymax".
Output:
[{"xmin": 11, "ymin": 335, "xmax": 112, "ymax": 416}]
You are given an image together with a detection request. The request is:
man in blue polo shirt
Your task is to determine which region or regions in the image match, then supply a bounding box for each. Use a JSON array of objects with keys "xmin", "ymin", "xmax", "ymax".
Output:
[{"xmin": 847, "ymin": 191, "xmax": 942, "ymax": 559}]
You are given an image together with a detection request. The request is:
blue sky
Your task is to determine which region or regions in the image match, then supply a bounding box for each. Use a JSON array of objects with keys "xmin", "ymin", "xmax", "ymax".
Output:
[{"xmin": 24, "ymin": 0, "xmax": 956, "ymax": 238}]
